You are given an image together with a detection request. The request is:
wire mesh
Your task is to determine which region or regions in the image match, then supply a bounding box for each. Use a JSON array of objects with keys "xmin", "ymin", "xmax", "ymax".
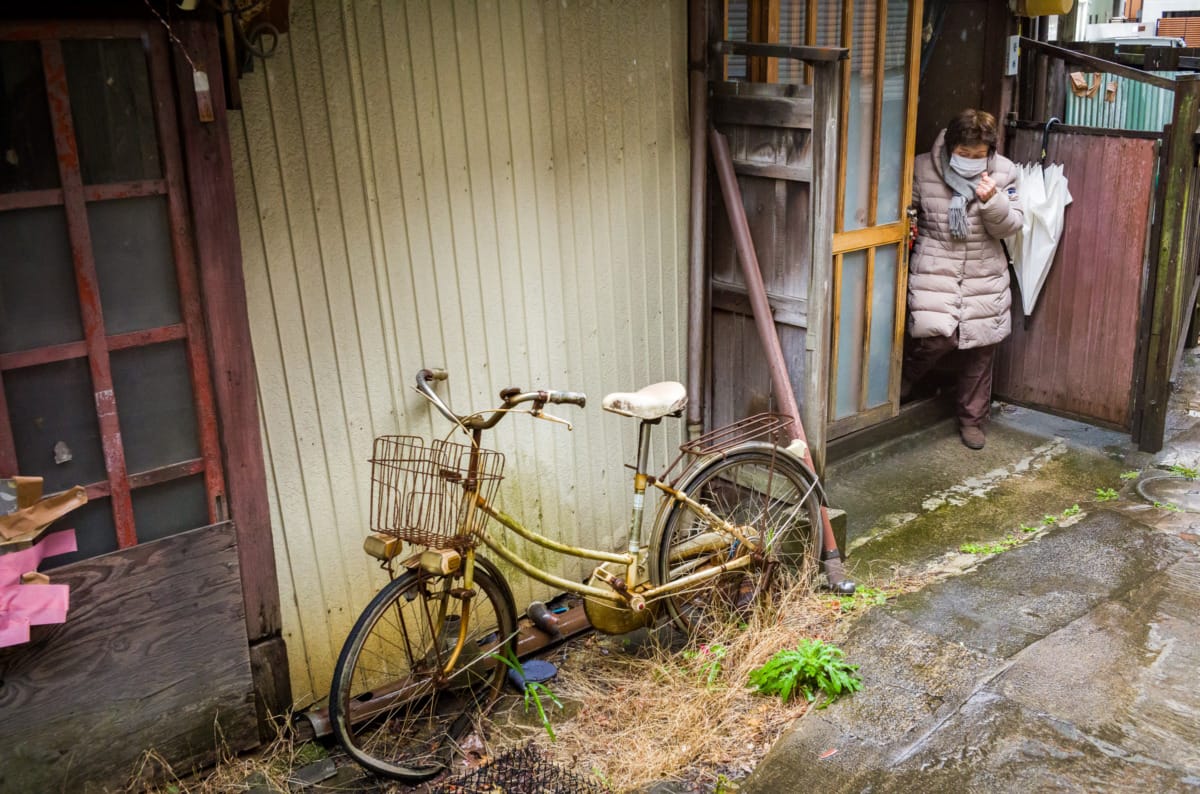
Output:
[
  {"xmin": 439, "ymin": 744, "xmax": 606, "ymax": 794},
  {"xmin": 369, "ymin": 435, "xmax": 504, "ymax": 551}
]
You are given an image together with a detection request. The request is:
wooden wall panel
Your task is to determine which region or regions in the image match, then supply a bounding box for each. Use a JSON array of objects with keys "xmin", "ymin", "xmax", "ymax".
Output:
[
  {"xmin": 230, "ymin": 0, "xmax": 689, "ymax": 704},
  {"xmin": 0, "ymin": 523, "xmax": 256, "ymax": 792},
  {"xmin": 994, "ymin": 129, "xmax": 1158, "ymax": 429}
]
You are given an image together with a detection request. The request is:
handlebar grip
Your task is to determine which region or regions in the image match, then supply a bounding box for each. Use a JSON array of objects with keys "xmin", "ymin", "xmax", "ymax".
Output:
[
  {"xmin": 547, "ymin": 390, "xmax": 587, "ymax": 408},
  {"xmin": 418, "ymin": 367, "xmax": 448, "ymax": 383}
]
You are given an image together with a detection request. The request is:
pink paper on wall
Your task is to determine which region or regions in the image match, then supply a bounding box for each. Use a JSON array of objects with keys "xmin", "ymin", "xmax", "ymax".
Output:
[{"xmin": 0, "ymin": 529, "xmax": 77, "ymax": 648}]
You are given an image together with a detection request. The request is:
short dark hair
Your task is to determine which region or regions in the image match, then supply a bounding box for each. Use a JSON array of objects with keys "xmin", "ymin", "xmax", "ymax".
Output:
[{"xmin": 945, "ymin": 109, "xmax": 998, "ymax": 155}]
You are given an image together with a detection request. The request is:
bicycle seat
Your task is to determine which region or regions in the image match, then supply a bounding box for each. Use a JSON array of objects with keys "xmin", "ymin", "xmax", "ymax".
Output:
[{"xmin": 602, "ymin": 382, "xmax": 687, "ymax": 420}]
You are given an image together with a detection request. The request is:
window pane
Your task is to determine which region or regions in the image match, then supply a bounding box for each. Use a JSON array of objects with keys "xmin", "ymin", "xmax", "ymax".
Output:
[
  {"xmin": 6, "ymin": 357, "xmax": 106, "ymax": 492},
  {"xmin": 0, "ymin": 206, "xmax": 85, "ymax": 353},
  {"xmin": 0, "ymin": 41, "xmax": 60, "ymax": 193},
  {"xmin": 88, "ymin": 196, "xmax": 182, "ymax": 335},
  {"xmin": 39, "ymin": 496, "xmax": 118, "ymax": 569},
  {"xmin": 816, "ymin": 1, "xmax": 843, "ymax": 46},
  {"xmin": 876, "ymin": 0, "xmax": 909, "ymax": 225},
  {"xmin": 727, "ymin": 0, "xmax": 748, "ymax": 80},
  {"xmin": 132, "ymin": 474, "xmax": 207, "ymax": 544},
  {"xmin": 843, "ymin": 1, "xmax": 877, "ymax": 231},
  {"xmin": 778, "ymin": 1, "xmax": 808, "ymax": 83},
  {"xmin": 62, "ymin": 38, "xmax": 161, "ymax": 185},
  {"xmin": 835, "ymin": 250, "xmax": 866, "ymax": 419},
  {"xmin": 867, "ymin": 244, "xmax": 898, "ymax": 407},
  {"xmin": 110, "ymin": 340, "xmax": 199, "ymax": 474}
]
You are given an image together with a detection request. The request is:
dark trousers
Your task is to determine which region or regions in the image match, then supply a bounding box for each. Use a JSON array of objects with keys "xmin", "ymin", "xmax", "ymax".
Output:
[{"xmin": 901, "ymin": 330, "xmax": 996, "ymax": 427}]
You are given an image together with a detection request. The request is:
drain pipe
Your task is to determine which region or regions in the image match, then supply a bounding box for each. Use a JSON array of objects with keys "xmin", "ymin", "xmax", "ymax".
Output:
[
  {"xmin": 685, "ymin": 0, "xmax": 709, "ymax": 440},
  {"xmin": 708, "ymin": 126, "xmax": 855, "ymax": 593}
]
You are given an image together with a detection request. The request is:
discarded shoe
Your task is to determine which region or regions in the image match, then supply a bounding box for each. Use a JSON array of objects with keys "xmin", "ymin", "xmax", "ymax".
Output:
[{"xmin": 960, "ymin": 425, "xmax": 985, "ymax": 450}]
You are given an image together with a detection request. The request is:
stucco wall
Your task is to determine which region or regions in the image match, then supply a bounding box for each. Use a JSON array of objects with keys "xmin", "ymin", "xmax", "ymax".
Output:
[{"xmin": 229, "ymin": 0, "xmax": 689, "ymax": 705}]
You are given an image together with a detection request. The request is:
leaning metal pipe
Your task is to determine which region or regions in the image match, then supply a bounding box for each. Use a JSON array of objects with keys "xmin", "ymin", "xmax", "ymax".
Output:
[
  {"xmin": 707, "ymin": 126, "xmax": 849, "ymax": 582},
  {"xmin": 685, "ymin": 0, "xmax": 709, "ymax": 437}
]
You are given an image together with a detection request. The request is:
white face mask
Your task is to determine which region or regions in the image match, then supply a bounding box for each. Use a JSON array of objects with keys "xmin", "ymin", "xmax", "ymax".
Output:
[{"xmin": 950, "ymin": 154, "xmax": 988, "ymax": 177}]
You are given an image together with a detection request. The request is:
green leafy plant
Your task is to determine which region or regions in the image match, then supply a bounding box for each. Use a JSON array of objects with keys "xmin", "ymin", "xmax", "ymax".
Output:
[
  {"xmin": 1154, "ymin": 501, "xmax": 1182, "ymax": 512},
  {"xmin": 493, "ymin": 648, "xmax": 563, "ymax": 741},
  {"xmin": 1169, "ymin": 463, "xmax": 1199, "ymax": 480},
  {"xmin": 682, "ymin": 643, "xmax": 728, "ymax": 688},
  {"xmin": 833, "ymin": 585, "xmax": 889, "ymax": 613},
  {"xmin": 748, "ymin": 639, "xmax": 862, "ymax": 709},
  {"xmin": 1019, "ymin": 523, "xmax": 1038, "ymax": 533},
  {"xmin": 961, "ymin": 534, "xmax": 1023, "ymax": 555},
  {"xmin": 1120, "ymin": 470, "xmax": 1141, "ymax": 481},
  {"xmin": 1061, "ymin": 504, "xmax": 1081, "ymax": 518},
  {"xmin": 1042, "ymin": 514, "xmax": 1058, "ymax": 526},
  {"xmin": 1095, "ymin": 487, "xmax": 1119, "ymax": 502}
]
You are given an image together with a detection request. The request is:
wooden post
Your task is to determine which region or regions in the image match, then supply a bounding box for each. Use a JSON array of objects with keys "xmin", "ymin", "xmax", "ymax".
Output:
[
  {"xmin": 1135, "ymin": 75, "xmax": 1200, "ymax": 452},
  {"xmin": 809, "ymin": 60, "xmax": 839, "ymax": 475}
]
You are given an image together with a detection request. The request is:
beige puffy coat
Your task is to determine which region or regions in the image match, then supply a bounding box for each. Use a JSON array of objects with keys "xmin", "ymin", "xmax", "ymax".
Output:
[{"xmin": 908, "ymin": 131, "xmax": 1024, "ymax": 349}]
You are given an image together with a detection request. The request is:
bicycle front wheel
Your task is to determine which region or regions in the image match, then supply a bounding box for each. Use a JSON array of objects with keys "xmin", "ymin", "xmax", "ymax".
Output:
[
  {"xmin": 650, "ymin": 443, "xmax": 823, "ymax": 636},
  {"xmin": 329, "ymin": 560, "xmax": 516, "ymax": 781}
]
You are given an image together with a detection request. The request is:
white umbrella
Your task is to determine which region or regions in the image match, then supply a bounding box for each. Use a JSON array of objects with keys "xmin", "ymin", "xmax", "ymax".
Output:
[{"xmin": 1006, "ymin": 123, "xmax": 1073, "ymax": 316}]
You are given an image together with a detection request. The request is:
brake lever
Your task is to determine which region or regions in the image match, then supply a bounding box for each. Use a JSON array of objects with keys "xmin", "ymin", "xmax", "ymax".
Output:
[{"xmin": 531, "ymin": 408, "xmax": 573, "ymax": 431}]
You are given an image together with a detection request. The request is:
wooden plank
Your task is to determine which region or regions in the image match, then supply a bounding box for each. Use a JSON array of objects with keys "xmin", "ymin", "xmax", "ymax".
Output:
[
  {"xmin": 808, "ymin": 58, "xmax": 840, "ymax": 473},
  {"xmin": 172, "ymin": 23, "xmax": 281, "ymax": 648},
  {"xmin": 0, "ymin": 188, "xmax": 63, "ymax": 211},
  {"xmin": 712, "ymin": 39, "xmax": 848, "ymax": 63},
  {"xmin": 42, "ymin": 40, "xmax": 137, "ymax": 549},
  {"xmin": 147, "ymin": 30, "xmax": 226, "ymax": 529},
  {"xmin": 866, "ymin": 0, "xmax": 885, "ymax": 229},
  {"xmin": 712, "ymin": 93, "xmax": 814, "ymax": 129},
  {"xmin": 712, "ymin": 280, "xmax": 808, "ymax": 326},
  {"xmin": 1137, "ymin": 75, "xmax": 1200, "ymax": 451},
  {"xmin": 832, "ymin": 221, "xmax": 907, "ymax": 254},
  {"xmin": 1020, "ymin": 37, "xmax": 1177, "ymax": 91},
  {"xmin": 731, "ymin": 160, "xmax": 813, "ymax": 182},
  {"xmin": 0, "ymin": 522, "xmax": 258, "ymax": 792}
]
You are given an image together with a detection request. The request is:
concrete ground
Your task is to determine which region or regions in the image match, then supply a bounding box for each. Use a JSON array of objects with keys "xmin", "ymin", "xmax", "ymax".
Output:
[{"xmin": 745, "ymin": 353, "xmax": 1200, "ymax": 793}]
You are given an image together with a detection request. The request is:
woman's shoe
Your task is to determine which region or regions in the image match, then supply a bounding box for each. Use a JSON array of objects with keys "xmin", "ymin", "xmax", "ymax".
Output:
[{"xmin": 960, "ymin": 425, "xmax": 985, "ymax": 450}]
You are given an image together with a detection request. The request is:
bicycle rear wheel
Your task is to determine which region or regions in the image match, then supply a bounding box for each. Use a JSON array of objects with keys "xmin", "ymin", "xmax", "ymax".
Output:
[
  {"xmin": 650, "ymin": 443, "xmax": 822, "ymax": 636},
  {"xmin": 329, "ymin": 559, "xmax": 516, "ymax": 781}
]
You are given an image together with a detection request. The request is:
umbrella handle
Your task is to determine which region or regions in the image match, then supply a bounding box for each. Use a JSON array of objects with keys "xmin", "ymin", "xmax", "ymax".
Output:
[{"xmin": 1040, "ymin": 117, "xmax": 1060, "ymax": 167}]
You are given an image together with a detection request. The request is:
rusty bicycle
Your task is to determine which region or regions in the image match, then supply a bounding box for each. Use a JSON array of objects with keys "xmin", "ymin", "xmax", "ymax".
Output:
[{"xmin": 328, "ymin": 367, "xmax": 827, "ymax": 780}]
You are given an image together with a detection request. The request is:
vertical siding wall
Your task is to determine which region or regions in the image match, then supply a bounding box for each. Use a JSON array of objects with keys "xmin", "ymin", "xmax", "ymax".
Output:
[{"xmin": 229, "ymin": 0, "xmax": 689, "ymax": 705}]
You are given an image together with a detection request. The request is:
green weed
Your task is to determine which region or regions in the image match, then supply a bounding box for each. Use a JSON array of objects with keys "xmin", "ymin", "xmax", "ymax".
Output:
[
  {"xmin": 961, "ymin": 534, "xmax": 1023, "ymax": 555},
  {"xmin": 1169, "ymin": 463, "xmax": 1199, "ymax": 480},
  {"xmin": 833, "ymin": 585, "xmax": 889, "ymax": 613},
  {"xmin": 1154, "ymin": 501, "xmax": 1182, "ymax": 512},
  {"xmin": 493, "ymin": 648, "xmax": 563, "ymax": 741},
  {"xmin": 1042, "ymin": 514, "xmax": 1058, "ymax": 525},
  {"xmin": 748, "ymin": 639, "xmax": 862, "ymax": 709},
  {"xmin": 1095, "ymin": 487, "xmax": 1119, "ymax": 501},
  {"xmin": 1061, "ymin": 504, "xmax": 1081, "ymax": 517},
  {"xmin": 682, "ymin": 643, "xmax": 728, "ymax": 688},
  {"xmin": 1120, "ymin": 470, "xmax": 1141, "ymax": 480}
]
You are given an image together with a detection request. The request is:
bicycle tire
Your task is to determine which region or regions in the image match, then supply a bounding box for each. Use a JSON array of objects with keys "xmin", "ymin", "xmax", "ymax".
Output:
[
  {"xmin": 329, "ymin": 558, "xmax": 517, "ymax": 780},
  {"xmin": 650, "ymin": 442, "xmax": 823, "ymax": 636}
]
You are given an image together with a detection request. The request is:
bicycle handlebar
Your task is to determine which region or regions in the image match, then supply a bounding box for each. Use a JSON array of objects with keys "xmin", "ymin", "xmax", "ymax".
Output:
[{"xmin": 415, "ymin": 368, "xmax": 585, "ymax": 430}]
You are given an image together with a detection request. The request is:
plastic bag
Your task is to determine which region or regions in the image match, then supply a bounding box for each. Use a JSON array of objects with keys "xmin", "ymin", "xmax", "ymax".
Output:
[{"xmin": 1006, "ymin": 162, "xmax": 1073, "ymax": 316}]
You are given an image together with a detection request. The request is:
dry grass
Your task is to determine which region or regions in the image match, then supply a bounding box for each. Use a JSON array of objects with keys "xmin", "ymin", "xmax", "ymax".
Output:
[
  {"xmin": 480, "ymin": 570, "xmax": 934, "ymax": 792},
  {"xmin": 126, "ymin": 571, "xmax": 936, "ymax": 794}
]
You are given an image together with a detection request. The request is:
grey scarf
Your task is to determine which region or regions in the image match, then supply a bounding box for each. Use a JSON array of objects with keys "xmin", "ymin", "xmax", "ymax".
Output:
[{"xmin": 939, "ymin": 146, "xmax": 983, "ymax": 240}]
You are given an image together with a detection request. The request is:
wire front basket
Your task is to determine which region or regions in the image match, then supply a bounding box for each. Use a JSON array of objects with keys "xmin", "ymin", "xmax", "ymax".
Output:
[{"xmin": 369, "ymin": 435, "xmax": 504, "ymax": 551}]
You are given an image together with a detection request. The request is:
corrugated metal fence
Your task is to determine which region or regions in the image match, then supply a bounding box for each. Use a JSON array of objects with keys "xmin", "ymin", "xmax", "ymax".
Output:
[
  {"xmin": 1065, "ymin": 71, "xmax": 1181, "ymax": 131},
  {"xmin": 229, "ymin": 0, "xmax": 689, "ymax": 706}
]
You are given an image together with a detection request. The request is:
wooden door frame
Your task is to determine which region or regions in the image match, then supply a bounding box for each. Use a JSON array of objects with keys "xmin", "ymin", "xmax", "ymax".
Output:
[
  {"xmin": 826, "ymin": 0, "xmax": 924, "ymax": 439},
  {"xmin": 172, "ymin": 20, "xmax": 288, "ymax": 723}
]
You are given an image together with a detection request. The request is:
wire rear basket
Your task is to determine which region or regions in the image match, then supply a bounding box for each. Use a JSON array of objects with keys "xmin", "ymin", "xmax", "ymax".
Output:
[
  {"xmin": 679, "ymin": 412, "xmax": 795, "ymax": 457},
  {"xmin": 370, "ymin": 435, "xmax": 504, "ymax": 551}
]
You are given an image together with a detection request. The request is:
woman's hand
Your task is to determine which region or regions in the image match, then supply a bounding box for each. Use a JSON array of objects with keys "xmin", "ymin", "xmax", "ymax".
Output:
[{"xmin": 975, "ymin": 173, "xmax": 997, "ymax": 202}]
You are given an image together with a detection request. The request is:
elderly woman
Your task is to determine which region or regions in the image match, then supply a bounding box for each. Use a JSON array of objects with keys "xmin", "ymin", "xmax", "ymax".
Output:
[{"xmin": 901, "ymin": 109, "xmax": 1024, "ymax": 450}]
